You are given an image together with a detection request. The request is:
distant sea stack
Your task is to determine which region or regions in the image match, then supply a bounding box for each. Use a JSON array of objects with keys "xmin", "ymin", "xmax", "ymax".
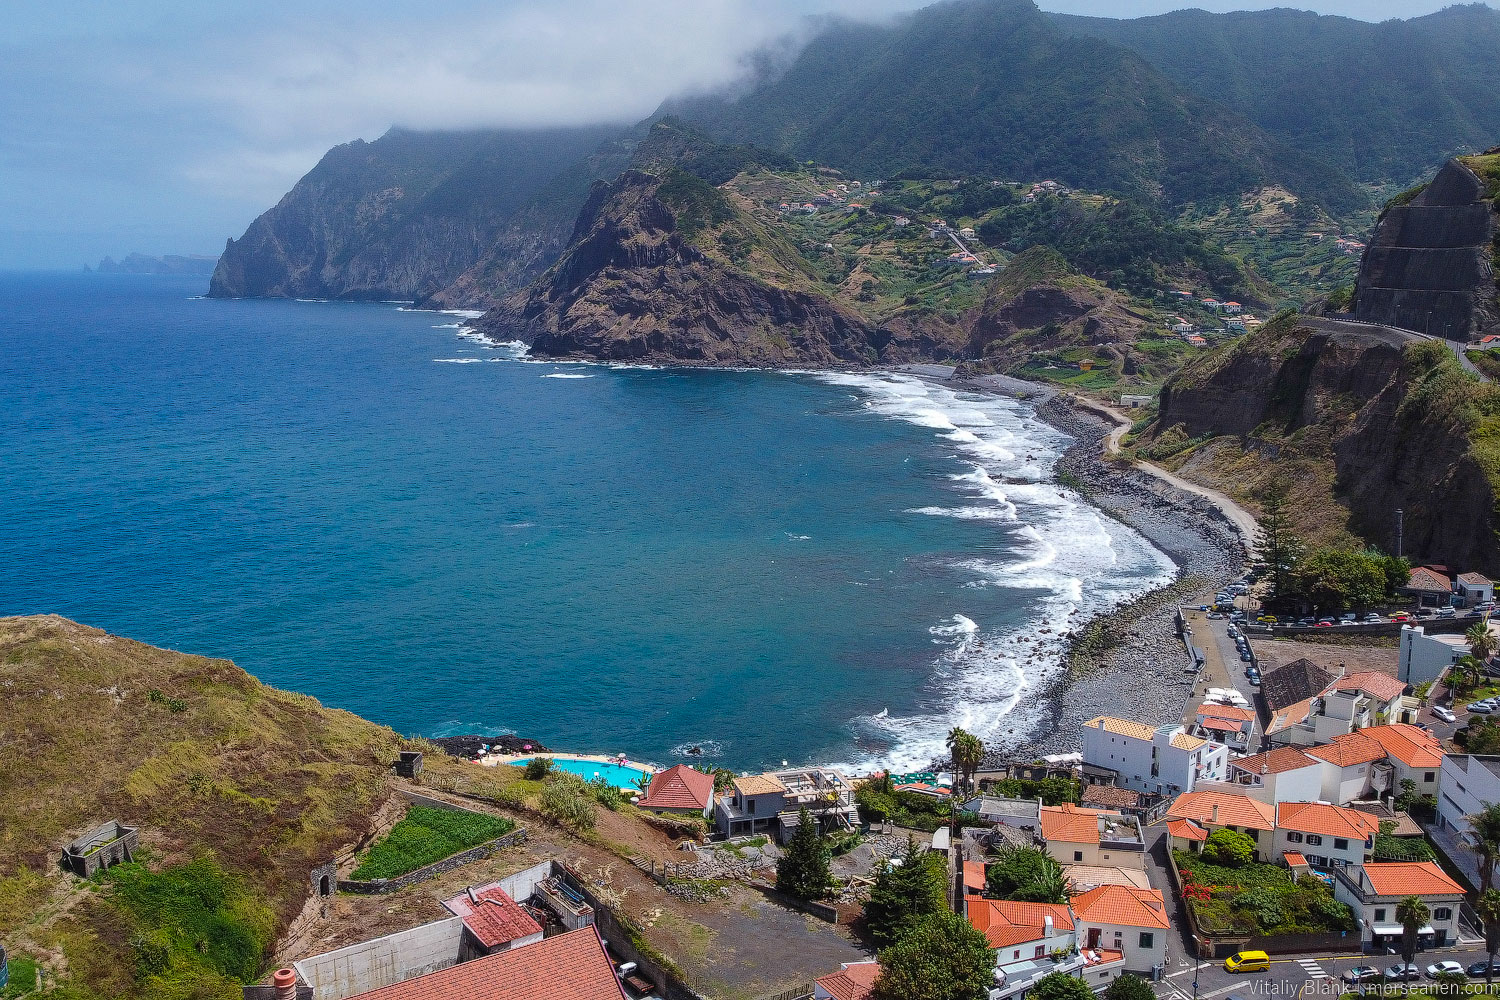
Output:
[
  {"xmin": 93, "ymin": 253, "xmax": 219, "ymax": 276},
  {"xmin": 1355, "ymin": 152, "xmax": 1500, "ymax": 340}
]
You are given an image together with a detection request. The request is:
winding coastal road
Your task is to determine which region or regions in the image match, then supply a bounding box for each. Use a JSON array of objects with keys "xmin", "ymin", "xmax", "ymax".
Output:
[{"xmin": 1069, "ymin": 394, "xmax": 1261, "ymax": 543}]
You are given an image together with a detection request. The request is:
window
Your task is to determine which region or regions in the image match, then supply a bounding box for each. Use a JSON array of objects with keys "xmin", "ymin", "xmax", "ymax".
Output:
[
  {"xmin": 1287, "ymin": 832, "xmax": 1304, "ymax": 843},
  {"xmin": 1425, "ymin": 772, "xmax": 1436, "ymax": 782},
  {"xmin": 1306, "ymin": 854, "xmax": 1327, "ymax": 867},
  {"xmin": 1375, "ymin": 908, "xmax": 1387, "ymax": 921},
  {"xmin": 1035, "ymin": 946, "xmax": 1046, "ymax": 958},
  {"xmin": 1305, "ymin": 834, "xmax": 1323, "ymax": 846},
  {"xmin": 1334, "ymin": 838, "xmax": 1349, "ymax": 851},
  {"xmin": 1434, "ymin": 908, "xmax": 1452, "ymax": 920},
  {"xmin": 1139, "ymin": 932, "xmax": 1154, "ymax": 948},
  {"xmin": 1075, "ymin": 851, "xmax": 1084, "ymax": 862},
  {"xmin": 747, "ymin": 799, "xmax": 755, "ymax": 814}
]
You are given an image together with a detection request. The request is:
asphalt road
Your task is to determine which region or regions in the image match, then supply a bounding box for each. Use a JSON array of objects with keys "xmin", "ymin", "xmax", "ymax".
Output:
[{"xmin": 1154, "ymin": 944, "xmax": 1496, "ymax": 1000}]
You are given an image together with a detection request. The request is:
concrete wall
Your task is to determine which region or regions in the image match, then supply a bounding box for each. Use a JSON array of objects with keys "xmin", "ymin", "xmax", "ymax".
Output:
[
  {"xmin": 293, "ymin": 916, "xmax": 464, "ymax": 1000},
  {"xmin": 339, "ymin": 828, "xmax": 528, "ymax": 895},
  {"xmin": 1437, "ymin": 754, "xmax": 1500, "ymax": 835}
]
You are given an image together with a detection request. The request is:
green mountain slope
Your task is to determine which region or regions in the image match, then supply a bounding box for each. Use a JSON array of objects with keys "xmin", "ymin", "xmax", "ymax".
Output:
[
  {"xmin": 1052, "ymin": 3, "xmax": 1500, "ymax": 184},
  {"xmin": 664, "ymin": 0, "xmax": 1365, "ymax": 213},
  {"xmin": 209, "ymin": 125, "xmax": 629, "ymax": 302}
]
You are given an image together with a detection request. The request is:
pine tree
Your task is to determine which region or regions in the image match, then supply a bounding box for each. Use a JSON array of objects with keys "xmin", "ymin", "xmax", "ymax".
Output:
[
  {"xmin": 1253, "ymin": 483, "xmax": 1305, "ymax": 600},
  {"xmin": 864, "ymin": 835, "xmax": 949, "ymax": 947},
  {"xmin": 776, "ymin": 806, "xmax": 834, "ymax": 901}
]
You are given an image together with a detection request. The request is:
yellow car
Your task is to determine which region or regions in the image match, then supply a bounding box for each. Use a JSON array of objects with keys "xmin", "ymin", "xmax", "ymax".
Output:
[
  {"xmin": 1256, "ymin": 615, "xmax": 1278, "ymax": 624},
  {"xmin": 1224, "ymin": 950, "xmax": 1270, "ymax": 973}
]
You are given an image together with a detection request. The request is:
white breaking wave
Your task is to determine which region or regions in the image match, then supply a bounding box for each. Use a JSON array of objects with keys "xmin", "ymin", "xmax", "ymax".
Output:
[
  {"xmin": 433, "ymin": 358, "xmax": 484, "ymax": 364},
  {"xmin": 813, "ymin": 370, "xmax": 1176, "ymax": 775},
  {"xmin": 543, "ymin": 373, "xmax": 594, "ymax": 379}
]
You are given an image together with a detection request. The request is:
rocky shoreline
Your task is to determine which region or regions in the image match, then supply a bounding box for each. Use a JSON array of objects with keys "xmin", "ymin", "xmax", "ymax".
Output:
[{"xmin": 948, "ymin": 373, "xmax": 1249, "ymax": 761}]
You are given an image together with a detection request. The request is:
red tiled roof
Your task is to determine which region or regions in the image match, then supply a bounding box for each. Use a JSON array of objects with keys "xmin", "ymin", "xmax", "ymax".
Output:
[
  {"xmin": 1166, "ymin": 790, "xmax": 1275, "ymax": 831},
  {"xmin": 349, "ymin": 927, "xmax": 625, "ymax": 1000},
  {"xmin": 1201, "ymin": 719, "xmax": 1243, "ymax": 733},
  {"xmin": 1283, "ymin": 850, "xmax": 1307, "ymax": 866},
  {"xmin": 968, "ymin": 899, "xmax": 1074, "ymax": 948},
  {"xmin": 1197, "ymin": 704, "xmax": 1255, "ymax": 722},
  {"xmin": 1360, "ymin": 724, "xmax": 1445, "ymax": 768},
  {"xmin": 640, "ymin": 764, "xmax": 714, "ymax": 812},
  {"xmin": 963, "ymin": 860, "xmax": 987, "ymax": 891},
  {"xmin": 1231, "ymin": 746, "xmax": 1318, "ymax": 775},
  {"xmin": 1328, "ymin": 671, "xmax": 1408, "ymax": 702},
  {"xmin": 1041, "ymin": 803, "xmax": 1113, "ymax": 844},
  {"xmin": 442, "ymin": 885, "xmax": 542, "ymax": 950},
  {"xmin": 1459, "ymin": 572, "xmax": 1493, "ymax": 586},
  {"xmin": 1276, "ymin": 801, "xmax": 1382, "ymax": 841},
  {"xmin": 1167, "ymin": 818, "xmax": 1208, "ymax": 842},
  {"xmin": 1305, "ymin": 731, "xmax": 1388, "ymax": 767},
  {"xmin": 1361, "ymin": 861, "xmax": 1466, "ymax": 898},
  {"xmin": 1072, "ymin": 885, "xmax": 1171, "ymax": 929},
  {"xmin": 815, "ymin": 962, "xmax": 880, "ymax": 1000}
]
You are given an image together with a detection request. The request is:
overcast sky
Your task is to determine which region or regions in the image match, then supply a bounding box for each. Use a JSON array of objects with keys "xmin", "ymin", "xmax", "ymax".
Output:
[{"xmin": 0, "ymin": 0, "xmax": 1483, "ymax": 268}]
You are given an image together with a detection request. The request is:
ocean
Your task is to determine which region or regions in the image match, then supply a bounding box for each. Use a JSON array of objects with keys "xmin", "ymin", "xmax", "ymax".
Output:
[{"xmin": 0, "ymin": 272, "xmax": 1174, "ymax": 772}]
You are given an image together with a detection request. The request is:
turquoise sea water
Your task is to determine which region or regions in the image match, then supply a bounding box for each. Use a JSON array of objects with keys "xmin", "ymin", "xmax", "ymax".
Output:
[{"xmin": 0, "ymin": 272, "xmax": 1172, "ymax": 771}]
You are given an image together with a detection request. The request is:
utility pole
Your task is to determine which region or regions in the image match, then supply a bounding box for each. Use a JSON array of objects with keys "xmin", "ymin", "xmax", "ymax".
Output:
[{"xmin": 1394, "ymin": 508, "xmax": 1404, "ymax": 560}]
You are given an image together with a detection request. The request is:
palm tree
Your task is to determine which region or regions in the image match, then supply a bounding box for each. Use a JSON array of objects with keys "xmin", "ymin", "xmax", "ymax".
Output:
[
  {"xmin": 1469, "ymin": 621, "xmax": 1498, "ymax": 665},
  {"xmin": 945, "ymin": 727, "xmax": 984, "ymax": 804},
  {"xmin": 1470, "ymin": 803, "xmax": 1500, "ymax": 892},
  {"xmin": 1475, "ymin": 887, "xmax": 1500, "ymax": 985},
  {"xmin": 1397, "ymin": 894, "xmax": 1431, "ymax": 985}
]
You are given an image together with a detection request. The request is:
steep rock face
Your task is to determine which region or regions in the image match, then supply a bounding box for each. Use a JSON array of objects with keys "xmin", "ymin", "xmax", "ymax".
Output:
[
  {"xmin": 208, "ymin": 126, "xmax": 623, "ymax": 303},
  {"xmin": 1355, "ymin": 157, "xmax": 1499, "ymax": 340},
  {"xmin": 480, "ymin": 170, "xmax": 896, "ymax": 366},
  {"xmin": 1155, "ymin": 316, "xmax": 1500, "ymax": 570},
  {"xmin": 965, "ymin": 247, "xmax": 1148, "ymax": 369}
]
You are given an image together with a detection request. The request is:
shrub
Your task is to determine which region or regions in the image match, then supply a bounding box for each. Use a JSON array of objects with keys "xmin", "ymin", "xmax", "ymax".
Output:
[
  {"xmin": 524, "ymin": 757, "xmax": 554, "ymax": 781},
  {"xmin": 776, "ymin": 807, "xmax": 834, "ymax": 901},
  {"xmin": 1201, "ymin": 828, "xmax": 1256, "ymax": 867},
  {"xmin": 872, "ymin": 910, "xmax": 995, "ymax": 1000},
  {"xmin": 988, "ymin": 845, "xmax": 1066, "ymax": 902},
  {"xmin": 864, "ymin": 837, "xmax": 947, "ymax": 947},
  {"xmin": 351, "ymin": 806, "xmax": 514, "ymax": 879},
  {"xmin": 539, "ymin": 772, "xmax": 597, "ymax": 832}
]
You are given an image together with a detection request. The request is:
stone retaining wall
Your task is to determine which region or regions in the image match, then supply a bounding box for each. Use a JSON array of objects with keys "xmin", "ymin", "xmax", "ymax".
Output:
[{"xmin": 338, "ymin": 828, "xmax": 528, "ymax": 895}]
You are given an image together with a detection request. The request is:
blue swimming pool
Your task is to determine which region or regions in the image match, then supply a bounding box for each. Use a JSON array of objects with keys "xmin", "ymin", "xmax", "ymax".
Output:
[{"xmin": 509, "ymin": 757, "xmax": 652, "ymax": 789}]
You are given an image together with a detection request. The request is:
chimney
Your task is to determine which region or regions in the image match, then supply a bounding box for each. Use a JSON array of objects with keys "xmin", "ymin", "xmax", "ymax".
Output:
[
  {"xmin": 1044, "ymin": 915, "xmax": 1054, "ymax": 937},
  {"xmin": 1211, "ymin": 803, "xmax": 1219, "ymax": 824},
  {"xmin": 273, "ymin": 968, "xmax": 297, "ymax": 1000},
  {"xmin": 467, "ymin": 886, "xmax": 479, "ymax": 904}
]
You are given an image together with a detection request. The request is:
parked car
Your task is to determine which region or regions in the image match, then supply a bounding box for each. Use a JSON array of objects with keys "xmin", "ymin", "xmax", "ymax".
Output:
[
  {"xmin": 1427, "ymin": 962, "xmax": 1465, "ymax": 979},
  {"xmin": 1433, "ymin": 706, "xmax": 1457, "ymax": 723},
  {"xmin": 1437, "ymin": 607, "xmax": 1457, "ymax": 618},
  {"xmin": 1477, "ymin": 602, "xmax": 1496, "ymax": 613},
  {"xmin": 1257, "ymin": 615, "xmax": 1277, "ymax": 623},
  {"xmin": 1247, "ymin": 669, "xmax": 1262, "ymax": 686},
  {"xmin": 1385, "ymin": 964, "xmax": 1421, "ymax": 982},
  {"xmin": 1364, "ymin": 613, "xmax": 1385, "ymax": 623},
  {"xmin": 1341, "ymin": 612, "xmax": 1358, "ymax": 622},
  {"xmin": 1316, "ymin": 620, "xmax": 1335, "ymax": 627},
  {"xmin": 1342, "ymin": 967, "xmax": 1382, "ymax": 985},
  {"xmin": 1207, "ymin": 612, "xmax": 1224, "ymax": 620},
  {"xmin": 1391, "ymin": 612, "xmax": 1412, "ymax": 622},
  {"xmin": 1468, "ymin": 701, "xmax": 1497, "ymax": 715},
  {"xmin": 1466, "ymin": 961, "xmax": 1500, "ymax": 978}
]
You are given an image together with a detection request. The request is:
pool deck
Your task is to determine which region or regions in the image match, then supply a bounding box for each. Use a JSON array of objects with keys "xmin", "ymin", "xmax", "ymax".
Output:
[{"xmin": 479, "ymin": 750, "xmax": 659, "ymax": 777}]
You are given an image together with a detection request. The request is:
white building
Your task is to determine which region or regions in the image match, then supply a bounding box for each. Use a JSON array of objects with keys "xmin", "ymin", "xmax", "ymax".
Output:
[
  {"xmin": 1332, "ymin": 862, "xmax": 1466, "ymax": 948},
  {"xmin": 1070, "ymin": 885, "xmax": 1169, "ymax": 974},
  {"xmin": 1436, "ymin": 754, "xmax": 1500, "ymax": 836},
  {"xmin": 1399, "ymin": 625, "xmax": 1471, "ymax": 689},
  {"xmin": 1271, "ymin": 801, "xmax": 1378, "ymax": 869},
  {"xmin": 1082, "ymin": 717, "xmax": 1229, "ymax": 797},
  {"xmin": 1215, "ymin": 746, "xmax": 1323, "ymax": 804}
]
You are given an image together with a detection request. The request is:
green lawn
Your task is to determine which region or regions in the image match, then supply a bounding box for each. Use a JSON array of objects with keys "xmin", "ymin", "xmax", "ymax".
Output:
[{"xmin": 351, "ymin": 806, "xmax": 514, "ymax": 881}]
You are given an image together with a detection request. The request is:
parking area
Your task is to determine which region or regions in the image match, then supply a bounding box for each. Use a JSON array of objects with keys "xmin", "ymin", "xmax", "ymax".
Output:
[
  {"xmin": 1153, "ymin": 945, "xmax": 1496, "ymax": 1000},
  {"xmin": 1181, "ymin": 608, "xmax": 1263, "ymax": 750}
]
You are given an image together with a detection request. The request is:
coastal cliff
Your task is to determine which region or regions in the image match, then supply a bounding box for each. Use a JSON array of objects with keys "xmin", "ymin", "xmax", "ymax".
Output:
[
  {"xmin": 1354, "ymin": 152, "xmax": 1500, "ymax": 340},
  {"xmin": 479, "ymin": 168, "xmax": 946, "ymax": 366},
  {"xmin": 209, "ymin": 126, "xmax": 625, "ymax": 303},
  {"xmin": 1149, "ymin": 314, "xmax": 1500, "ymax": 570}
]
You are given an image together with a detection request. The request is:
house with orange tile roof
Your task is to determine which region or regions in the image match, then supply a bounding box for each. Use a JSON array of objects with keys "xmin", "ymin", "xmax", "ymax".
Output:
[
  {"xmin": 965, "ymin": 897, "xmax": 1128, "ymax": 997},
  {"xmin": 639, "ymin": 764, "xmax": 715, "ymax": 819},
  {"xmin": 1304, "ymin": 731, "xmax": 1396, "ymax": 804},
  {"xmin": 345, "ymin": 926, "xmax": 626, "ymax": 1000},
  {"xmin": 1360, "ymin": 723, "xmax": 1445, "ymax": 796},
  {"xmin": 1071, "ymin": 885, "xmax": 1169, "ymax": 974},
  {"xmin": 1272, "ymin": 801, "xmax": 1379, "ymax": 869},
  {"xmin": 1039, "ymin": 804, "xmax": 1146, "ymax": 869},
  {"xmin": 1274, "ymin": 670, "xmax": 1420, "ymax": 748},
  {"xmin": 1165, "ymin": 790, "xmax": 1276, "ymax": 860},
  {"xmin": 1404, "ymin": 565, "xmax": 1456, "ymax": 607},
  {"xmin": 1332, "ymin": 861, "xmax": 1466, "ymax": 948},
  {"xmin": 1081, "ymin": 716, "xmax": 1229, "ymax": 798},
  {"xmin": 1166, "ymin": 817, "xmax": 1208, "ymax": 852},
  {"xmin": 1192, "ymin": 703, "xmax": 1257, "ymax": 749},
  {"xmin": 814, "ymin": 961, "xmax": 880, "ymax": 1000},
  {"xmin": 441, "ymin": 883, "xmax": 544, "ymax": 957},
  {"xmin": 1219, "ymin": 746, "xmax": 1323, "ymax": 804}
]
